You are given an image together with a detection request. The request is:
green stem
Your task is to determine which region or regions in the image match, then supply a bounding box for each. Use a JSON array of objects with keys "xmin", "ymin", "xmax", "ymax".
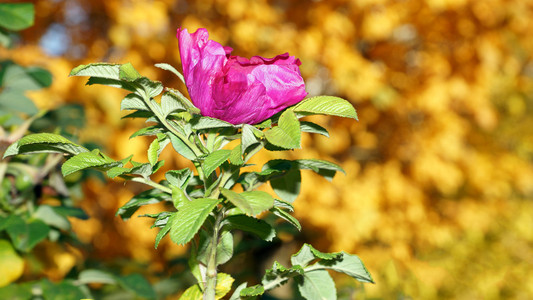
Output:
[
  {"xmin": 203, "ymin": 207, "xmax": 225, "ymax": 300},
  {"xmin": 131, "ymin": 177, "xmax": 172, "ymax": 194}
]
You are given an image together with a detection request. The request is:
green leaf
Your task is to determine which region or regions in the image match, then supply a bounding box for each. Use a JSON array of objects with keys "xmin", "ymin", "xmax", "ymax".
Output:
[
  {"xmin": 202, "ymin": 149, "xmax": 231, "ymax": 176},
  {"xmin": 197, "ymin": 230, "xmax": 234, "ymax": 266},
  {"xmin": 296, "ymin": 159, "xmax": 345, "ymax": 181},
  {"xmin": 169, "ymin": 133, "xmax": 197, "ymax": 160},
  {"xmin": 69, "ymin": 63, "xmax": 121, "ymax": 79},
  {"xmin": 0, "ymin": 3, "xmax": 34, "ymax": 31},
  {"xmin": 169, "ymin": 198, "xmax": 220, "ymax": 245},
  {"xmin": 147, "ymin": 138, "xmax": 160, "ymax": 166},
  {"xmin": 5, "ymin": 216, "xmax": 50, "ymax": 252},
  {"xmin": 241, "ymin": 124, "xmax": 262, "ymax": 154},
  {"xmin": 179, "ymin": 284, "xmax": 202, "ymax": 300},
  {"xmin": 317, "ymin": 252, "xmax": 375, "ymax": 283},
  {"xmin": 161, "ymin": 92, "xmax": 187, "ymax": 117},
  {"xmin": 129, "ymin": 125, "xmax": 164, "ymax": 139},
  {"xmin": 270, "ymin": 206, "xmax": 301, "ymax": 231},
  {"xmin": 116, "ymin": 189, "xmax": 170, "ymax": 220},
  {"xmin": 172, "ymin": 186, "xmax": 187, "ymax": 209},
  {"xmin": 166, "ymin": 168, "xmax": 193, "ymax": 188},
  {"xmin": 166, "ymin": 88, "xmax": 200, "ymax": 114},
  {"xmin": 229, "ymin": 143, "xmax": 243, "ymax": 165},
  {"xmin": 223, "ymin": 215, "xmax": 275, "ymax": 241},
  {"xmin": 34, "ymin": 205, "xmax": 71, "ymax": 230},
  {"xmin": 270, "ymin": 167, "xmax": 301, "ymax": 203},
  {"xmin": 296, "ymin": 270, "xmax": 336, "ymax": 300},
  {"xmin": 262, "ymin": 261, "xmax": 304, "ymax": 290},
  {"xmin": 264, "ymin": 110, "xmax": 301, "ymax": 149},
  {"xmin": 3, "ymin": 133, "xmax": 88, "ymax": 158},
  {"xmin": 294, "ymin": 96, "xmax": 358, "ymax": 120},
  {"xmin": 155, "ymin": 63, "xmax": 185, "ymax": 83},
  {"xmin": 121, "ymin": 93, "xmax": 149, "ymax": 111},
  {"xmin": 291, "ymin": 244, "xmax": 317, "ymax": 267},
  {"xmin": 116, "ymin": 273, "xmax": 156, "ymax": 299},
  {"xmin": 291, "ymin": 244, "xmax": 341, "ymax": 267},
  {"xmin": 135, "ymin": 77, "xmax": 164, "ymax": 98},
  {"xmin": 191, "ymin": 116, "xmax": 235, "ymax": 131},
  {"xmin": 300, "ymin": 121, "xmax": 329, "ymax": 137},
  {"xmin": 221, "ymin": 189, "xmax": 274, "ymax": 216},
  {"xmin": 155, "ymin": 213, "xmax": 175, "ymax": 248},
  {"xmin": 61, "ymin": 150, "xmax": 120, "ymax": 177},
  {"xmin": 119, "ymin": 62, "xmax": 142, "ymax": 81},
  {"xmin": 240, "ymin": 284, "xmax": 265, "ymax": 297},
  {"xmin": 78, "ymin": 269, "xmax": 117, "ymax": 285},
  {"xmin": 0, "ymin": 282, "xmax": 33, "ymax": 300}
]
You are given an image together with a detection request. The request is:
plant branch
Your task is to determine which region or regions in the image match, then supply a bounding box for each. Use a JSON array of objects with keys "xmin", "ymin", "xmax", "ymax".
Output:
[{"xmin": 203, "ymin": 207, "xmax": 225, "ymax": 300}]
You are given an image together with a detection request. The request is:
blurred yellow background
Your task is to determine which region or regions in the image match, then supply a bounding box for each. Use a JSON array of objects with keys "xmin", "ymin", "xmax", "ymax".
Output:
[{"xmin": 3, "ymin": 0, "xmax": 533, "ymax": 298}]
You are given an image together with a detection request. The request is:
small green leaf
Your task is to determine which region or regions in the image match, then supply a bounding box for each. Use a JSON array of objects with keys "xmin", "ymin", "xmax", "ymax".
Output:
[
  {"xmin": 296, "ymin": 159, "xmax": 345, "ymax": 181},
  {"xmin": 172, "ymin": 186, "xmax": 187, "ymax": 209},
  {"xmin": 300, "ymin": 121, "xmax": 329, "ymax": 137},
  {"xmin": 155, "ymin": 63, "xmax": 185, "ymax": 83},
  {"xmin": 166, "ymin": 88, "xmax": 200, "ymax": 114},
  {"xmin": 270, "ymin": 206, "xmax": 301, "ymax": 231},
  {"xmin": 291, "ymin": 244, "xmax": 341, "ymax": 267},
  {"xmin": 147, "ymin": 138, "xmax": 160, "ymax": 166},
  {"xmin": 120, "ymin": 93, "xmax": 149, "ymax": 111},
  {"xmin": 294, "ymin": 96, "xmax": 358, "ymax": 120},
  {"xmin": 240, "ymin": 285, "xmax": 265, "ymax": 297},
  {"xmin": 296, "ymin": 270, "xmax": 336, "ymax": 300},
  {"xmin": 69, "ymin": 63, "xmax": 120, "ymax": 79},
  {"xmin": 264, "ymin": 110, "xmax": 301, "ymax": 149},
  {"xmin": 229, "ymin": 143, "xmax": 243, "ymax": 165},
  {"xmin": 262, "ymin": 261, "xmax": 304, "ymax": 289},
  {"xmin": 3, "ymin": 133, "xmax": 88, "ymax": 158},
  {"xmin": 119, "ymin": 62, "xmax": 141, "ymax": 81},
  {"xmin": 169, "ymin": 133, "xmax": 197, "ymax": 160},
  {"xmin": 78, "ymin": 269, "xmax": 117, "ymax": 285},
  {"xmin": 116, "ymin": 189, "xmax": 170, "ymax": 220},
  {"xmin": 270, "ymin": 167, "xmax": 301, "ymax": 203},
  {"xmin": 166, "ymin": 168, "xmax": 193, "ymax": 188},
  {"xmin": 191, "ymin": 116, "xmax": 235, "ymax": 130},
  {"xmin": 317, "ymin": 252, "xmax": 375, "ymax": 283},
  {"xmin": 161, "ymin": 92, "xmax": 187, "ymax": 117},
  {"xmin": 221, "ymin": 189, "xmax": 274, "ymax": 217},
  {"xmin": 61, "ymin": 150, "xmax": 119, "ymax": 177},
  {"xmin": 223, "ymin": 215, "xmax": 275, "ymax": 241},
  {"xmin": 0, "ymin": 3, "xmax": 34, "ymax": 31},
  {"xmin": 170, "ymin": 198, "xmax": 220, "ymax": 245},
  {"xmin": 202, "ymin": 149, "xmax": 231, "ymax": 176},
  {"xmin": 241, "ymin": 124, "xmax": 262, "ymax": 154},
  {"xmin": 155, "ymin": 213, "xmax": 175, "ymax": 249},
  {"xmin": 129, "ymin": 125, "xmax": 164, "ymax": 139}
]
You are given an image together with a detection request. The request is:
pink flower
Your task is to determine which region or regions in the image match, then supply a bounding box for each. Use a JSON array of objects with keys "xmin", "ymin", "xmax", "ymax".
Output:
[{"xmin": 177, "ymin": 28, "xmax": 307, "ymax": 125}]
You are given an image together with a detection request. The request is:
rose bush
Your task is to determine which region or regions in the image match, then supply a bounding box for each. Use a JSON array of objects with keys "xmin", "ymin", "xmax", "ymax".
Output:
[{"xmin": 177, "ymin": 28, "xmax": 307, "ymax": 125}]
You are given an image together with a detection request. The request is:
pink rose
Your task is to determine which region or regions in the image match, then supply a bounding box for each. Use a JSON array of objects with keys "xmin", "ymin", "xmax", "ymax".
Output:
[{"xmin": 177, "ymin": 28, "xmax": 307, "ymax": 125}]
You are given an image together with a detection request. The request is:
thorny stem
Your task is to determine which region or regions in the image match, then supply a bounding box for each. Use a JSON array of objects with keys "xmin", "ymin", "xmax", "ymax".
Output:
[{"xmin": 203, "ymin": 207, "xmax": 225, "ymax": 300}]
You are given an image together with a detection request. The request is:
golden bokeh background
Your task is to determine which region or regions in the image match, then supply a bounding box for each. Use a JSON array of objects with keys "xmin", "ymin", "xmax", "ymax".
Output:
[{"xmin": 3, "ymin": 0, "xmax": 533, "ymax": 298}]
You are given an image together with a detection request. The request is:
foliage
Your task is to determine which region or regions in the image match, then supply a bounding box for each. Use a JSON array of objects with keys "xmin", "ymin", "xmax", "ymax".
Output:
[
  {"xmin": 3, "ymin": 0, "xmax": 533, "ymax": 299},
  {"xmin": 6, "ymin": 60, "xmax": 373, "ymax": 298}
]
